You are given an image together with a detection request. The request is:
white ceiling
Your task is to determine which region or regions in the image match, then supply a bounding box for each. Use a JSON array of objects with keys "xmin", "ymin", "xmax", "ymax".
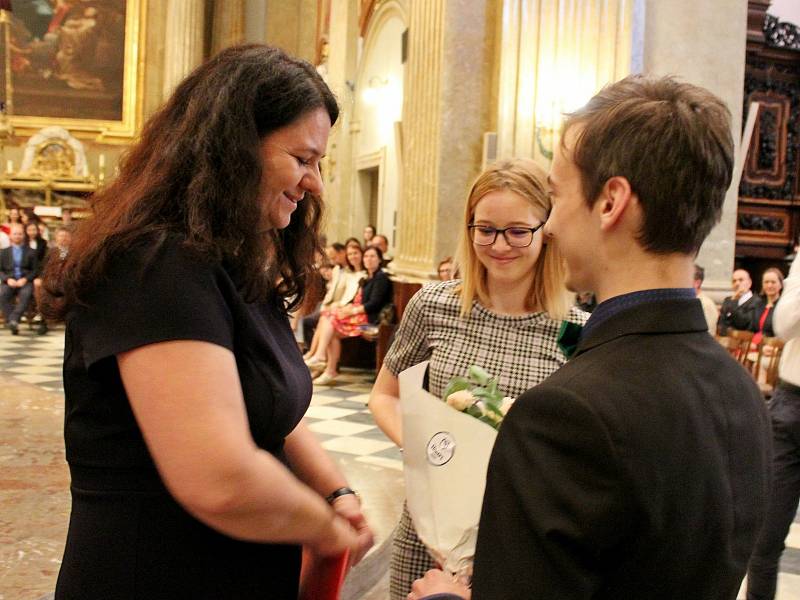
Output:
[{"xmin": 770, "ymin": 0, "xmax": 800, "ymax": 27}]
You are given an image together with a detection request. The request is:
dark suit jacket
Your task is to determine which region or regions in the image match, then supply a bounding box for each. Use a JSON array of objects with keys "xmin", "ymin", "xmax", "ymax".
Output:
[
  {"xmin": 718, "ymin": 293, "xmax": 762, "ymax": 335},
  {"xmin": 0, "ymin": 245, "xmax": 36, "ymax": 283},
  {"xmin": 471, "ymin": 298, "xmax": 771, "ymax": 599}
]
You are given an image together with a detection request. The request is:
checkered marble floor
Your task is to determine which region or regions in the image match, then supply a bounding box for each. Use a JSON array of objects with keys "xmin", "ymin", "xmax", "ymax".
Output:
[
  {"xmin": 309, "ymin": 374, "xmax": 402, "ymax": 471},
  {"xmin": 0, "ymin": 323, "xmax": 402, "ymax": 471},
  {"xmin": 0, "ymin": 322, "xmax": 66, "ymax": 393}
]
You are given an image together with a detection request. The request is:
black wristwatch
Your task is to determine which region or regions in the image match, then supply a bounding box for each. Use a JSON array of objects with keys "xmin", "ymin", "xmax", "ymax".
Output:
[{"xmin": 325, "ymin": 486, "xmax": 360, "ymax": 504}]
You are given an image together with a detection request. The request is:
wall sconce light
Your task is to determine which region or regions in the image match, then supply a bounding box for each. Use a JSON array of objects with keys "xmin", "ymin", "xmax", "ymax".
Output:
[{"xmin": 362, "ymin": 76, "xmax": 389, "ymax": 105}]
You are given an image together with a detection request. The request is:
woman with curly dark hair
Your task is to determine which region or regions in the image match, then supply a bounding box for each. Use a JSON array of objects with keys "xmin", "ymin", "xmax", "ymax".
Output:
[{"xmin": 44, "ymin": 45, "xmax": 373, "ymax": 599}]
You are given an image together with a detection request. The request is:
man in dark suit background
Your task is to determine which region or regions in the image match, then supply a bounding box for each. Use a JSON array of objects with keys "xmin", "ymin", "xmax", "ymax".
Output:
[
  {"xmin": 718, "ymin": 268, "xmax": 762, "ymax": 335},
  {"xmin": 410, "ymin": 76, "xmax": 772, "ymax": 599},
  {"xmin": 0, "ymin": 222, "xmax": 36, "ymax": 334}
]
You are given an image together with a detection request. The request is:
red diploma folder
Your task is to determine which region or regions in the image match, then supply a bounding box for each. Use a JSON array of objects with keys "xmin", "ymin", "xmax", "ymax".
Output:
[{"xmin": 299, "ymin": 547, "xmax": 350, "ymax": 600}]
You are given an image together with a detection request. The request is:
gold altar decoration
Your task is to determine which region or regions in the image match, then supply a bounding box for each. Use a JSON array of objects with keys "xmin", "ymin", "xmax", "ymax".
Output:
[{"xmin": 0, "ymin": 133, "xmax": 97, "ymax": 215}]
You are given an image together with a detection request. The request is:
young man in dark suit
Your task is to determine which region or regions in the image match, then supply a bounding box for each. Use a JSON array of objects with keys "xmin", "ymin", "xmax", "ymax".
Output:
[
  {"xmin": 411, "ymin": 75, "xmax": 772, "ymax": 599},
  {"xmin": 0, "ymin": 222, "xmax": 36, "ymax": 334}
]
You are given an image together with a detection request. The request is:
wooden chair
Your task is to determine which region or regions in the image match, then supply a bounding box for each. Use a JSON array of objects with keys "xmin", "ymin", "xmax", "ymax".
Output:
[
  {"xmin": 723, "ymin": 329, "xmax": 755, "ymax": 366},
  {"xmin": 753, "ymin": 336, "xmax": 785, "ymax": 398}
]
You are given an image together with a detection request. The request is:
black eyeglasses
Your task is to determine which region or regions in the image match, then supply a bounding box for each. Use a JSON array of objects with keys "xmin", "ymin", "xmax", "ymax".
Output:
[{"xmin": 467, "ymin": 223, "xmax": 544, "ymax": 248}]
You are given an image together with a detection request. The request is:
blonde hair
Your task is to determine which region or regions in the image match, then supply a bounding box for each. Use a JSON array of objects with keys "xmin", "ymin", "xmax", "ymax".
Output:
[{"xmin": 454, "ymin": 158, "xmax": 572, "ymax": 320}]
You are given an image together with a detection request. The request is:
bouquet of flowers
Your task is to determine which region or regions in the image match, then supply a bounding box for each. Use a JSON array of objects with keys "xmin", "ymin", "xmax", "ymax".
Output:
[
  {"xmin": 442, "ymin": 365, "xmax": 514, "ymax": 430},
  {"xmin": 399, "ymin": 362, "xmax": 503, "ymax": 578}
]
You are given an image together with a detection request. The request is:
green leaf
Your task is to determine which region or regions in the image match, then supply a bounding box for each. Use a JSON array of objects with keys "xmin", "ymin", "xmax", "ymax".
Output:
[
  {"xmin": 471, "ymin": 386, "xmax": 490, "ymax": 398},
  {"xmin": 468, "ymin": 365, "xmax": 492, "ymax": 386},
  {"xmin": 466, "ymin": 404, "xmax": 484, "ymax": 418},
  {"xmin": 482, "ymin": 401, "xmax": 504, "ymax": 417},
  {"xmin": 442, "ymin": 377, "xmax": 471, "ymax": 401}
]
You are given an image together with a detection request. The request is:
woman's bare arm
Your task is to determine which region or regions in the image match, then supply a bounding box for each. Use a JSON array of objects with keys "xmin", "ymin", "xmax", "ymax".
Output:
[{"xmin": 118, "ymin": 340, "xmax": 357, "ymax": 556}]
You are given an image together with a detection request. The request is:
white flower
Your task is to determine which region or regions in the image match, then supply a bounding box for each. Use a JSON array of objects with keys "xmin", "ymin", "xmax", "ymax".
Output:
[
  {"xmin": 446, "ymin": 389, "xmax": 476, "ymax": 411},
  {"xmin": 500, "ymin": 397, "xmax": 515, "ymax": 416}
]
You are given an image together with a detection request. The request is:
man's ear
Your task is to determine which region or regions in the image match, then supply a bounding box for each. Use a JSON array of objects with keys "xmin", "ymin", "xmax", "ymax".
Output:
[{"xmin": 597, "ymin": 176, "xmax": 634, "ymax": 231}]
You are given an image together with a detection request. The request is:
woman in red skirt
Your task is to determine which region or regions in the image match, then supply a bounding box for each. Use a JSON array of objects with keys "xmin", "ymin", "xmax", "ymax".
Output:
[{"xmin": 308, "ymin": 245, "xmax": 393, "ymax": 385}]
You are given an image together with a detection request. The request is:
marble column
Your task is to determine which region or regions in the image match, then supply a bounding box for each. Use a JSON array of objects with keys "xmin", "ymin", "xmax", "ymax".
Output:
[
  {"xmin": 162, "ymin": 0, "xmax": 205, "ymax": 99},
  {"xmin": 641, "ymin": 0, "xmax": 748, "ymax": 299},
  {"xmin": 391, "ymin": 0, "xmax": 499, "ymax": 278},
  {"xmin": 321, "ymin": 0, "xmax": 359, "ymax": 243},
  {"xmin": 212, "ymin": 0, "xmax": 245, "ymax": 55}
]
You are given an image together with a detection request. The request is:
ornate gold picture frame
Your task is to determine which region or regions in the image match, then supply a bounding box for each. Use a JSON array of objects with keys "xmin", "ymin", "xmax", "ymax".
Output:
[{"xmin": 4, "ymin": 0, "xmax": 146, "ymax": 143}]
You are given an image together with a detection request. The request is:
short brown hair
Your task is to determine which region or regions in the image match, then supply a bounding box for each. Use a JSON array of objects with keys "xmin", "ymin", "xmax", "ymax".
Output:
[{"xmin": 563, "ymin": 75, "xmax": 733, "ymax": 255}]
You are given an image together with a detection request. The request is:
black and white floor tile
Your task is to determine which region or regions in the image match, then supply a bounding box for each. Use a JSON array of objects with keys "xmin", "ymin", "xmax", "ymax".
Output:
[{"xmin": 0, "ymin": 324, "xmax": 402, "ymax": 470}]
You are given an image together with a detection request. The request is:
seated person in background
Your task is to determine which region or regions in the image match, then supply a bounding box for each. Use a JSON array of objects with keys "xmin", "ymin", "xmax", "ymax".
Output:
[
  {"xmin": 60, "ymin": 207, "xmax": 76, "ymax": 232},
  {"xmin": 325, "ymin": 242, "xmax": 348, "ymax": 269},
  {"xmin": 717, "ymin": 268, "xmax": 762, "ymax": 335},
  {"xmin": 52, "ymin": 226, "xmax": 72, "ymax": 260},
  {"xmin": 0, "ymin": 223, "xmax": 36, "ymax": 334},
  {"xmin": 436, "ymin": 256, "xmax": 455, "ymax": 281},
  {"xmin": 369, "ymin": 233, "xmax": 393, "ymax": 270},
  {"xmin": 26, "ymin": 221, "xmax": 49, "ymax": 335},
  {"xmin": 693, "ymin": 263, "xmax": 718, "ymax": 333},
  {"xmin": 38, "ymin": 221, "xmax": 50, "ymax": 241},
  {"xmin": 1, "ymin": 206, "xmax": 20, "ymax": 235},
  {"xmin": 369, "ymin": 233, "xmax": 389, "ymax": 255},
  {"xmin": 307, "ymin": 245, "xmax": 393, "ymax": 385},
  {"xmin": 363, "ymin": 224, "xmax": 376, "ymax": 247},
  {"xmin": 752, "ymin": 266, "xmax": 784, "ymax": 347},
  {"xmin": 344, "ymin": 236, "xmax": 362, "ymax": 250},
  {"xmin": 303, "ymin": 243, "xmax": 365, "ymax": 361}
]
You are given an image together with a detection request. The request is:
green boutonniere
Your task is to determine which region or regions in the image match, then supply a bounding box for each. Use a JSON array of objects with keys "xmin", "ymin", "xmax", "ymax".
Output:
[{"xmin": 557, "ymin": 320, "xmax": 583, "ymax": 359}]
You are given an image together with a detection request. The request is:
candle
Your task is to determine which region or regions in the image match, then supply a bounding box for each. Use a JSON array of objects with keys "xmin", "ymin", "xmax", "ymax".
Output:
[
  {"xmin": 6, "ymin": 159, "xmax": 11, "ymax": 174},
  {"xmin": 98, "ymin": 153, "xmax": 105, "ymax": 170}
]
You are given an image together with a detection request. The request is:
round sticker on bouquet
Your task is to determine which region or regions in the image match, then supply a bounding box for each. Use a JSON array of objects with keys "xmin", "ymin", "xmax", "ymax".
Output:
[{"xmin": 426, "ymin": 432, "xmax": 456, "ymax": 466}]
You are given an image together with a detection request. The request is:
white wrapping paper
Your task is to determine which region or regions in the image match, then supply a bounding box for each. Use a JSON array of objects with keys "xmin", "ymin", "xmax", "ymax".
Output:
[{"xmin": 399, "ymin": 361, "xmax": 498, "ymax": 574}]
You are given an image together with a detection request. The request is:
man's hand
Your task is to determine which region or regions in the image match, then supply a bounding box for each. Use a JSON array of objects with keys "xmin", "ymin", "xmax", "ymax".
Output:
[
  {"xmin": 17, "ymin": 277, "xmax": 27, "ymax": 287},
  {"xmin": 407, "ymin": 569, "xmax": 471, "ymax": 600},
  {"xmin": 6, "ymin": 278, "xmax": 18, "ymax": 288}
]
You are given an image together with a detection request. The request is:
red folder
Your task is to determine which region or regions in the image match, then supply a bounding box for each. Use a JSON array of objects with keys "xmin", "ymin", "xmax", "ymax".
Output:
[{"xmin": 299, "ymin": 547, "xmax": 350, "ymax": 600}]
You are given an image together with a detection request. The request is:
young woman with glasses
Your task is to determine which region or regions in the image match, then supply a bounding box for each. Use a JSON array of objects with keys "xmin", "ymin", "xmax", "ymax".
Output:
[{"xmin": 368, "ymin": 158, "xmax": 588, "ymax": 599}]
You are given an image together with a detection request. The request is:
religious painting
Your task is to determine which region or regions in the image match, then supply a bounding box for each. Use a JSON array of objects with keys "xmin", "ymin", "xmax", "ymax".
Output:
[{"xmin": 2, "ymin": 0, "xmax": 145, "ymax": 140}]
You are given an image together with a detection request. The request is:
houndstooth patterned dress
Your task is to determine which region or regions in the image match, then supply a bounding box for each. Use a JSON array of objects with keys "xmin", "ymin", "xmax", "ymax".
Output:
[{"xmin": 383, "ymin": 279, "xmax": 588, "ymax": 600}]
